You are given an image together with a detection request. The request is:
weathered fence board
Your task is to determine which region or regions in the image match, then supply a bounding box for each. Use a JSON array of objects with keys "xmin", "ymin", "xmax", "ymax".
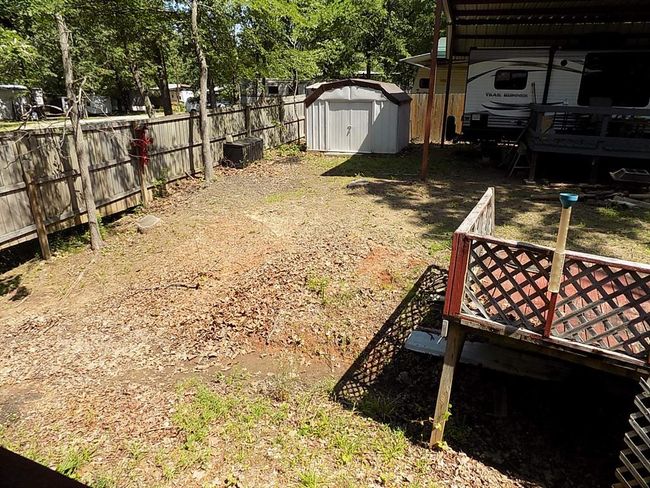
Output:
[
  {"xmin": 409, "ymin": 93, "xmax": 465, "ymax": 144},
  {"xmin": 0, "ymin": 95, "xmax": 306, "ymax": 251}
]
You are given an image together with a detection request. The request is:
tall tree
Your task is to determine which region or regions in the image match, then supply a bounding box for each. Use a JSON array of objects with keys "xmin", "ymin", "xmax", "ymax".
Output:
[
  {"xmin": 55, "ymin": 13, "xmax": 103, "ymax": 250},
  {"xmin": 190, "ymin": 0, "xmax": 214, "ymax": 182}
]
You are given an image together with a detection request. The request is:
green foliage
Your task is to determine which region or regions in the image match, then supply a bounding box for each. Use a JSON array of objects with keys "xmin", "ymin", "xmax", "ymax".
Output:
[{"xmin": 1, "ymin": 0, "xmax": 436, "ymax": 102}]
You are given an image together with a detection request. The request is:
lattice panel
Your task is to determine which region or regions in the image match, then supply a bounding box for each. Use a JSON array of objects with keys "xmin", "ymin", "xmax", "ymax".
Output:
[
  {"xmin": 462, "ymin": 239, "xmax": 552, "ymax": 331},
  {"xmin": 553, "ymin": 259, "xmax": 650, "ymax": 359},
  {"xmin": 614, "ymin": 378, "xmax": 650, "ymax": 488},
  {"xmin": 333, "ymin": 265, "xmax": 447, "ymax": 405}
]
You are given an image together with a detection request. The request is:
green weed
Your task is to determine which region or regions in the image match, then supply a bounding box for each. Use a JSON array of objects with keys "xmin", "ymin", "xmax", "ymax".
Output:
[
  {"xmin": 56, "ymin": 445, "xmax": 93, "ymax": 479},
  {"xmin": 306, "ymin": 274, "xmax": 330, "ymax": 300},
  {"xmin": 299, "ymin": 469, "xmax": 324, "ymax": 487},
  {"xmin": 274, "ymin": 143, "xmax": 302, "ymax": 157}
]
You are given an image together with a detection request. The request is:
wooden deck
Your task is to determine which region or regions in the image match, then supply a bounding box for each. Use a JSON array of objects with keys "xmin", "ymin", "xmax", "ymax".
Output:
[
  {"xmin": 430, "ymin": 187, "xmax": 650, "ymax": 446},
  {"xmin": 524, "ymin": 104, "xmax": 650, "ymax": 180}
]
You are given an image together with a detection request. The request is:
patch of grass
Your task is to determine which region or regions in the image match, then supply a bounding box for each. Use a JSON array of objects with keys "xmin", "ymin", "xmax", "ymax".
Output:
[
  {"xmin": 152, "ymin": 167, "xmax": 170, "ymax": 198},
  {"xmin": 427, "ymin": 238, "xmax": 452, "ymax": 255},
  {"xmin": 172, "ymin": 384, "xmax": 235, "ymax": 447},
  {"xmin": 126, "ymin": 439, "xmax": 147, "ymax": 462},
  {"xmin": 333, "ymin": 431, "xmax": 361, "ymax": 465},
  {"xmin": 50, "ymin": 216, "xmax": 108, "ymax": 255},
  {"xmin": 264, "ymin": 188, "xmax": 312, "ymax": 204},
  {"xmin": 324, "ymin": 281, "xmax": 356, "ymax": 307},
  {"xmin": 299, "ymin": 469, "xmax": 325, "ymax": 487},
  {"xmin": 158, "ymin": 376, "xmax": 435, "ymax": 486},
  {"xmin": 597, "ymin": 206, "xmax": 621, "ymax": 220},
  {"xmin": 306, "ymin": 273, "xmax": 330, "ymax": 300},
  {"xmin": 357, "ymin": 392, "xmax": 399, "ymax": 421},
  {"xmin": 374, "ymin": 426, "xmax": 408, "ymax": 465},
  {"xmin": 273, "ymin": 143, "xmax": 302, "ymax": 157},
  {"xmin": 91, "ymin": 474, "xmax": 118, "ymax": 488},
  {"xmin": 56, "ymin": 445, "xmax": 93, "ymax": 479},
  {"xmin": 298, "ymin": 407, "xmax": 335, "ymax": 439}
]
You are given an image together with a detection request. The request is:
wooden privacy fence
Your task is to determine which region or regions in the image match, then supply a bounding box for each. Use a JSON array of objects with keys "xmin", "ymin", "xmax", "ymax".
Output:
[
  {"xmin": 443, "ymin": 188, "xmax": 650, "ymax": 368},
  {"xmin": 0, "ymin": 95, "xmax": 305, "ymax": 252},
  {"xmin": 409, "ymin": 93, "xmax": 465, "ymax": 144}
]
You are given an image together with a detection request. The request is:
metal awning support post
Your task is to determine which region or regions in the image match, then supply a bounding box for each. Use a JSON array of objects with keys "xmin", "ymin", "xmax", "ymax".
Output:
[
  {"xmin": 420, "ymin": 0, "xmax": 443, "ymax": 181},
  {"xmin": 440, "ymin": 59, "xmax": 453, "ymax": 147}
]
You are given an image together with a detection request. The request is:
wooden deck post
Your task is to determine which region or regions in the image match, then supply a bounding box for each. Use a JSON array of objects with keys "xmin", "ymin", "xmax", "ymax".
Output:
[
  {"xmin": 527, "ymin": 151, "xmax": 538, "ymax": 182},
  {"xmin": 430, "ymin": 321, "xmax": 466, "ymax": 447}
]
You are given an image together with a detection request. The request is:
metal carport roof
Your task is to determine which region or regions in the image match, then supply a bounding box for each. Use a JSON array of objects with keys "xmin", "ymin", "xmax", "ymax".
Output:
[{"xmin": 442, "ymin": 0, "xmax": 650, "ymax": 56}]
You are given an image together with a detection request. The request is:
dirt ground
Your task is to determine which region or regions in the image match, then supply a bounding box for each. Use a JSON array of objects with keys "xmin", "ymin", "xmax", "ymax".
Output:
[{"xmin": 1, "ymin": 146, "xmax": 649, "ymax": 487}]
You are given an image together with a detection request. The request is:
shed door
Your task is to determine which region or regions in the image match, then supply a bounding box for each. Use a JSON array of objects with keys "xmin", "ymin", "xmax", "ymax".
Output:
[{"xmin": 326, "ymin": 102, "xmax": 372, "ymax": 153}]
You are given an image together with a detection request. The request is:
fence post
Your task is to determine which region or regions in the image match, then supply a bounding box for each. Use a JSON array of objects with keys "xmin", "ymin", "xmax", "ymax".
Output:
[
  {"xmin": 18, "ymin": 141, "xmax": 51, "ymax": 261},
  {"xmin": 278, "ymin": 97, "xmax": 285, "ymax": 144},
  {"xmin": 297, "ymin": 100, "xmax": 302, "ymax": 144},
  {"xmin": 188, "ymin": 113, "xmax": 196, "ymax": 175},
  {"xmin": 244, "ymin": 104, "xmax": 252, "ymax": 137},
  {"xmin": 130, "ymin": 121, "xmax": 150, "ymax": 205},
  {"xmin": 61, "ymin": 133, "xmax": 83, "ymax": 226}
]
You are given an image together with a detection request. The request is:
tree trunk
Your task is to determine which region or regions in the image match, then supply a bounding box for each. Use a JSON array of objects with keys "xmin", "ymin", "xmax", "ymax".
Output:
[
  {"xmin": 130, "ymin": 60, "xmax": 155, "ymax": 118},
  {"xmin": 156, "ymin": 45, "xmax": 173, "ymax": 115},
  {"xmin": 56, "ymin": 14, "xmax": 103, "ymax": 251},
  {"xmin": 191, "ymin": 0, "xmax": 214, "ymax": 182},
  {"xmin": 208, "ymin": 74, "xmax": 216, "ymax": 109},
  {"xmin": 366, "ymin": 54, "xmax": 372, "ymax": 79}
]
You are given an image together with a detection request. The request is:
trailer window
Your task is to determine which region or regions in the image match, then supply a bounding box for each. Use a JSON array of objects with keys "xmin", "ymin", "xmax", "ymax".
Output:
[
  {"xmin": 494, "ymin": 70, "xmax": 528, "ymax": 90},
  {"xmin": 419, "ymin": 78, "xmax": 430, "ymax": 89},
  {"xmin": 578, "ymin": 52, "xmax": 650, "ymax": 107}
]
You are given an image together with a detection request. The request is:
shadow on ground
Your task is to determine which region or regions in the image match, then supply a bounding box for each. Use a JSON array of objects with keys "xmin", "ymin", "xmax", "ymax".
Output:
[
  {"xmin": 0, "ymin": 274, "xmax": 29, "ymax": 301},
  {"xmin": 0, "ymin": 446, "xmax": 87, "ymax": 487},
  {"xmin": 322, "ymin": 145, "xmax": 650, "ymax": 260},
  {"xmin": 333, "ymin": 264, "xmax": 638, "ymax": 488}
]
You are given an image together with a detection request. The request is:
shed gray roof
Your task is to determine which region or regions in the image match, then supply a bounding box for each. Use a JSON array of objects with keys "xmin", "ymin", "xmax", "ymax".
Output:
[
  {"xmin": 304, "ymin": 79, "xmax": 411, "ymax": 107},
  {"xmin": 443, "ymin": 0, "xmax": 650, "ymax": 56}
]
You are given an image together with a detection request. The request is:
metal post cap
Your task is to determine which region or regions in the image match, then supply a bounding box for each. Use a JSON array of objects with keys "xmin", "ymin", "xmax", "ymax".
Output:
[{"xmin": 559, "ymin": 193, "xmax": 579, "ymax": 209}]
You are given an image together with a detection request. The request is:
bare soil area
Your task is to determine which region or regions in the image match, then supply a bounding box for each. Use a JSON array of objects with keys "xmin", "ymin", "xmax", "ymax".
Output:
[{"xmin": 1, "ymin": 146, "xmax": 649, "ymax": 487}]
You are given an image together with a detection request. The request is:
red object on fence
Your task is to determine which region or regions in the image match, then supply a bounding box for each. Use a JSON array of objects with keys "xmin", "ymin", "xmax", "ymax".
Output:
[{"xmin": 132, "ymin": 125, "xmax": 153, "ymax": 167}]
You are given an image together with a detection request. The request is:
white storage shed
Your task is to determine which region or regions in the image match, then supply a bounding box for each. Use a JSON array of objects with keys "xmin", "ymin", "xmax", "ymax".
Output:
[{"xmin": 305, "ymin": 79, "xmax": 411, "ymax": 154}]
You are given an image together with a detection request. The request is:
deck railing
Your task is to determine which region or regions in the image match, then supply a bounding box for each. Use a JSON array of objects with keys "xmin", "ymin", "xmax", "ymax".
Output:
[
  {"xmin": 444, "ymin": 189, "xmax": 650, "ymax": 367},
  {"xmin": 526, "ymin": 104, "xmax": 650, "ymax": 159}
]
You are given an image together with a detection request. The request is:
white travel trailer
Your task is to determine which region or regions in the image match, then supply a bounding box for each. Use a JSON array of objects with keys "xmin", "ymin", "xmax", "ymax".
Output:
[{"xmin": 460, "ymin": 47, "xmax": 650, "ymax": 141}]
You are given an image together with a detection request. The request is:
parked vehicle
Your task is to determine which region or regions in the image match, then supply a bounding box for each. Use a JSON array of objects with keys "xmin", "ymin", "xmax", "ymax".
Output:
[{"xmin": 185, "ymin": 97, "xmax": 228, "ymax": 113}]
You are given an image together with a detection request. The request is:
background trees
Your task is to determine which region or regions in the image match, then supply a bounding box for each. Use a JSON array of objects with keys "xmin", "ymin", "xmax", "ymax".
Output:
[{"xmin": 0, "ymin": 0, "xmax": 438, "ymax": 105}]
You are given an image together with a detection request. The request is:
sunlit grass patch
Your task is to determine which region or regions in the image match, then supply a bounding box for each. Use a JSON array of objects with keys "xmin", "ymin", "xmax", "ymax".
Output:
[{"xmin": 155, "ymin": 373, "xmax": 429, "ymax": 486}]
